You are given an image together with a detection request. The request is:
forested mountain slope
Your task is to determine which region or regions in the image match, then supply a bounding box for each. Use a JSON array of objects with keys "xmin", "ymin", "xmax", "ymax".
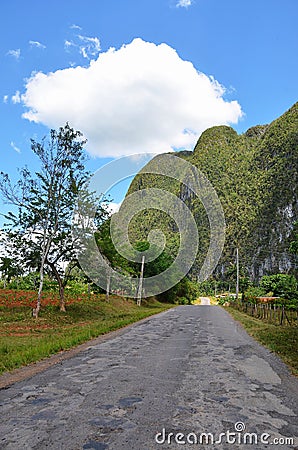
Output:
[{"xmin": 127, "ymin": 102, "xmax": 298, "ymax": 281}]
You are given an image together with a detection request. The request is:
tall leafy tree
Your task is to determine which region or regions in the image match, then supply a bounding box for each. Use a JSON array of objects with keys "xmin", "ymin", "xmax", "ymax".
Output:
[
  {"xmin": 0, "ymin": 124, "xmax": 104, "ymax": 316},
  {"xmin": 0, "ymin": 256, "xmax": 22, "ymax": 287}
]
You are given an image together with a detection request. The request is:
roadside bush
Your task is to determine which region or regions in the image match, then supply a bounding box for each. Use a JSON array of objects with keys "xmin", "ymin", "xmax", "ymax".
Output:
[
  {"xmin": 243, "ymin": 286, "xmax": 266, "ymax": 303},
  {"xmin": 260, "ymin": 274, "xmax": 297, "ymax": 300},
  {"xmin": 177, "ymin": 279, "xmax": 199, "ymax": 304},
  {"xmin": 158, "ymin": 278, "xmax": 199, "ymax": 304},
  {"xmin": 217, "ymin": 297, "xmax": 228, "ymax": 306},
  {"xmin": 65, "ymin": 279, "xmax": 90, "ymax": 296},
  {"xmin": 176, "ymin": 296, "xmax": 189, "ymax": 305},
  {"xmin": 7, "ymin": 273, "xmax": 58, "ymax": 291}
]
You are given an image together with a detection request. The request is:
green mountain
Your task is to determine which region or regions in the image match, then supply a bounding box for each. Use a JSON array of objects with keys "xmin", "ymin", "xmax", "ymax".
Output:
[{"xmin": 127, "ymin": 102, "xmax": 298, "ymax": 282}]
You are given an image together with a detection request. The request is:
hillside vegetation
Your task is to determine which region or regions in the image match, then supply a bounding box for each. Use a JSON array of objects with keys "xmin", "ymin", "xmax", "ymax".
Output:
[{"xmin": 127, "ymin": 102, "xmax": 298, "ymax": 282}]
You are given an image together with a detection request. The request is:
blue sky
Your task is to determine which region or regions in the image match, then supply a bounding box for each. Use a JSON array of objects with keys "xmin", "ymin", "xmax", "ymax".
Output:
[{"xmin": 0, "ymin": 0, "xmax": 297, "ymax": 221}]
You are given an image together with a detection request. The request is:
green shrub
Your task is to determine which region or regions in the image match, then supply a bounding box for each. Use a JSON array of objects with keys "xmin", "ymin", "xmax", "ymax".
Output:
[
  {"xmin": 176, "ymin": 296, "xmax": 189, "ymax": 305},
  {"xmin": 260, "ymin": 274, "xmax": 297, "ymax": 300},
  {"xmin": 8, "ymin": 273, "xmax": 58, "ymax": 291},
  {"xmin": 243, "ymin": 286, "xmax": 266, "ymax": 303},
  {"xmin": 65, "ymin": 279, "xmax": 89, "ymax": 295},
  {"xmin": 158, "ymin": 278, "xmax": 199, "ymax": 304}
]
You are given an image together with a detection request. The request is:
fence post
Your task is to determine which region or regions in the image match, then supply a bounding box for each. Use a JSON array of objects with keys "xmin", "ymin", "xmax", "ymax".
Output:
[
  {"xmin": 280, "ymin": 305, "xmax": 284, "ymax": 326},
  {"xmin": 273, "ymin": 304, "xmax": 276, "ymax": 324},
  {"xmin": 269, "ymin": 304, "xmax": 271, "ymax": 323},
  {"xmin": 283, "ymin": 308, "xmax": 291, "ymax": 326}
]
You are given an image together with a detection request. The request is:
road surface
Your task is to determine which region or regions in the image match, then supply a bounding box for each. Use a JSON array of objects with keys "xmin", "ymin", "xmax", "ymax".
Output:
[
  {"xmin": 0, "ymin": 306, "xmax": 297, "ymax": 450},
  {"xmin": 199, "ymin": 297, "xmax": 211, "ymax": 305}
]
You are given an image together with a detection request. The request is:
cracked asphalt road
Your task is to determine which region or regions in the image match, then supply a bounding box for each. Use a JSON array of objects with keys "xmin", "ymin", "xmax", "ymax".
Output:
[{"xmin": 0, "ymin": 305, "xmax": 297, "ymax": 450}]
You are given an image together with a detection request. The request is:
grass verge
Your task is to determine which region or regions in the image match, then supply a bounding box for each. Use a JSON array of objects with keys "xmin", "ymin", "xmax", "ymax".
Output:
[
  {"xmin": 0, "ymin": 295, "xmax": 174, "ymax": 375},
  {"xmin": 227, "ymin": 307, "xmax": 298, "ymax": 376}
]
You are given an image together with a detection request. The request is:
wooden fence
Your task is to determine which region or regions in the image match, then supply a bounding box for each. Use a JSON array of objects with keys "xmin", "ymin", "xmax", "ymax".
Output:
[{"xmin": 233, "ymin": 302, "xmax": 298, "ymax": 326}]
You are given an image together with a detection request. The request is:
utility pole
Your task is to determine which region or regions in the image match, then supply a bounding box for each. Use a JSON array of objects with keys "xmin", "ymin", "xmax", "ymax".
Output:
[
  {"xmin": 105, "ymin": 267, "xmax": 111, "ymax": 302},
  {"xmin": 236, "ymin": 247, "xmax": 239, "ymax": 300},
  {"xmin": 136, "ymin": 255, "xmax": 145, "ymax": 306}
]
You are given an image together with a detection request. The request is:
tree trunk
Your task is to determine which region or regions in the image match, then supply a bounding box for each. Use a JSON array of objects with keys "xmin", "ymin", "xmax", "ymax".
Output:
[
  {"xmin": 34, "ymin": 234, "xmax": 52, "ymax": 318},
  {"xmin": 48, "ymin": 262, "xmax": 66, "ymax": 312},
  {"xmin": 59, "ymin": 283, "xmax": 66, "ymax": 312},
  {"xmin": 33, "ymin": 264, "xmax": 44, "ymax": 318}
]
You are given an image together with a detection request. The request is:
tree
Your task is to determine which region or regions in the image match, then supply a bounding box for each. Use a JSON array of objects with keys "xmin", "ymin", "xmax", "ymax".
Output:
[
  {"xmin": 224, "ymin": 260, "xmax": 249, "ymax": 295},
  {"xmin": 0, "ymin": 256, "xmax": 21, "ymax": 287},
  {"xmin": 95, "ymin": 218, "xmax": 134, "ymax": 276},
  {"xmin": 0, "ymin": 124, "xmax": 106, "ymax": 316},
  {"xmin": 260, "ymin": 274, "xmax": 297, "ymax": 300}
]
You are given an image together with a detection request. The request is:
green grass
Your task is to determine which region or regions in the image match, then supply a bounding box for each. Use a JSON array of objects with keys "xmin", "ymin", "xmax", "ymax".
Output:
[
  {"xmin": 0, "ymin": 295, "xmax": 174, "ymax": 375},
  {"xmin": 227, "ymin": 307, "xmax": 298, "ymax": 376}
]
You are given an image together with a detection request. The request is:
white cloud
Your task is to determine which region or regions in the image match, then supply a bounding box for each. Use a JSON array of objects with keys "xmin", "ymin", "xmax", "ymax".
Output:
[
  {"xmin": 7, "ymin": 48, "xmax": 21, "ymax": 60},
  {"xmin": 3, "ymin": 95, "xmax": 8, "ymax": 103},
  {"xmin": 106, "ymin": 202, "xmax": 122, "ymax": 215},
  {"xmin": 64, "ymin": 39, "xmax": 74, "ymax": 50},
  {"xmin": 78, "ymin": 35, "xmax": 101, "ymax": 59},
  {"xmin": 70, "ymin": 24, "xmax": 82, "ymax": 30},
  {"xmin": 12, "ymin": 91, "xmax": 21, "ymax": 104},
  {"xmin": 176, "ymin": 0, "xmax": 193, "ymax": 7},
  {"xmin": 64, "ymin": 35, "xmax": 101, "ymax": 60},
  {"xmin": 29, "ymin": 40, "xmax": 46, "ymax": 49},
  {"xmin": 20, "ymin": 38, "xmax": 243, "ymax": 158},
  {"xmin": 10, "ymin": 141, "xmax": 21, "ymax": 153}
]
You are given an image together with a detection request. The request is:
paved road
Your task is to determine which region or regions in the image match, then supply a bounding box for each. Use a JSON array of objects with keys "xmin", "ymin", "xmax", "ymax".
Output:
[
  {"xmin": 0, "ymin": 306, "xmax": 297, "ymax": 450},
  {"xmin": 199, "ymin": 297, "xmax": 211, "ymax": 305}
]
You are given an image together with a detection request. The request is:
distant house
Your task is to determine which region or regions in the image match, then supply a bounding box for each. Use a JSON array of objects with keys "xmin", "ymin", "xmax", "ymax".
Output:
[{"xmin": 257, "ymin": 297, "xmax": 280, "ymax": 303}]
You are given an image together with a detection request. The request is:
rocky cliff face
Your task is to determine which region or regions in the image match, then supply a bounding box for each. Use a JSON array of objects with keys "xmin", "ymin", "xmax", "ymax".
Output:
[{"xmin": 244, "ymin": 103, "xmax": 298, "ymax": 278}]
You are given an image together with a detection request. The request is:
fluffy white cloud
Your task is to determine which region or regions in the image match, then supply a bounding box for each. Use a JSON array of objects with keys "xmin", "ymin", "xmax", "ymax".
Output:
[
  {"xmin": 176, "ymin": 0, "xmax": 193, "ymax": 7},
  {"xmin": 3, "ymin": 95, "xmax": 8, "ymax": 103},
  {"xmin": 20, "ymin": 38, "xmax": 243, "ymax": 157}
]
